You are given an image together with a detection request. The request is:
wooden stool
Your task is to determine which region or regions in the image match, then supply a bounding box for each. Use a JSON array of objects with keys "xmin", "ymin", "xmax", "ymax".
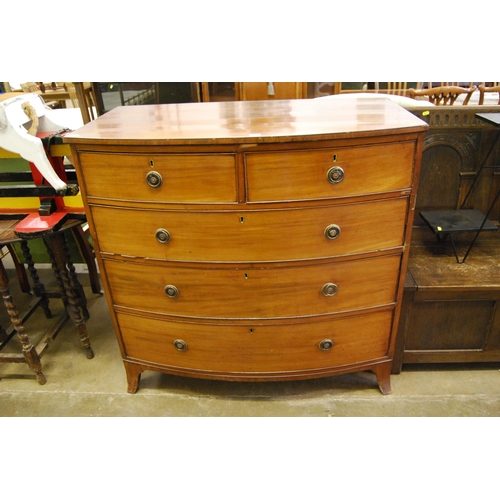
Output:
[{"xmin": 0, "ymin": 218, "xmax": 94, "ymax": 384}]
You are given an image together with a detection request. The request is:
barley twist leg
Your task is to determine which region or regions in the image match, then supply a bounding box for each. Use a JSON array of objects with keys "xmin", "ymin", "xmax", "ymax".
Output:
[
  {"xmin": 20, "ymin": 240, "xmax": 52, "ymax": 318},
  {"xmin": 61, "ymin": 233, "xmax": 89, "ymax": 320},
  {"xmin": 44, "ymin": 232, "xmax": 94, "ymax": 359},
  {"xmin": 0, "ymin": 259, "xmax": 46, "ymax": 384}
]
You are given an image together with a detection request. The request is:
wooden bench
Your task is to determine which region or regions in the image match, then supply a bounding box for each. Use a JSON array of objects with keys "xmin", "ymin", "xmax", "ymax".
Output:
[{"xmin": 393, "ymin": 105, "xmax": 500, "ymax": 372}]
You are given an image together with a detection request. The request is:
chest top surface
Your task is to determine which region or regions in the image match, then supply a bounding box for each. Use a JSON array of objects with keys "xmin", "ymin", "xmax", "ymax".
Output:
[{"xmin": 63, "ymin": 96, "xmax": 428, "ymax": 146}]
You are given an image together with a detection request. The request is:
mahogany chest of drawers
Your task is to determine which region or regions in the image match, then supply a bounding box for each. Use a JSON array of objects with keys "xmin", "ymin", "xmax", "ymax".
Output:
[{"xmin": 65, "ymin": 97, "xmax": 427, "ymax": 393}]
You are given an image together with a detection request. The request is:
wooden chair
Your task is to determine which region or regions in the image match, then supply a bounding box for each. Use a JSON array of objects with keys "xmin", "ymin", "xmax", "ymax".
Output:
[
  {"xmin": 21, "ymin": 82, "xmax": 59, "ymax": 109},
  {"xmin": 409, "ymin": 83, "xmax": 477, "ymax": 105},
  {"xmin": 20, "ymin": 82, "xmax": 39, "ymax": 93},
  {"xmin": 478, "ymin": 82, "xmax": 500, "ymax": 105},
  {"xmin": 374, "ymin": 83, "xmax": 422, "ymax": 97},
  {"xmin": 376, "ymin": 82, "xmax": 408, "ymax": 95},
  {"xmin": 66, "ymin": 82, "xmax": 97, "ymax": 123},
  {"xmin": 331, "ymin": 83, "xmax": 421, "ymax": 98}
]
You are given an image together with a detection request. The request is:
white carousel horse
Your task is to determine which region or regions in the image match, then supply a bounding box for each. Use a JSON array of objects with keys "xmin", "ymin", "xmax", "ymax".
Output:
[{"xmin": 0, "ymin": 93, "xmax": 82, "ymax": 195}]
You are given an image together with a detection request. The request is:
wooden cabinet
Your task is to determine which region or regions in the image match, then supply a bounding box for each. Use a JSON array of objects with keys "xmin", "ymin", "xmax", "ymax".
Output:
[
  {"xmin": 200, "ymin": 83, "xmax": 307, "ymax": 102},
  {"xmin": 392, "ymin": 106, "xmax": 500, "ymax": 371},
  {"xmin": 64, "ymin": 97, "xmax": 427, "ymax": 394},
  {"xmin": 394, "ymin": 238, "xmax": 500, "ymax": 367}
]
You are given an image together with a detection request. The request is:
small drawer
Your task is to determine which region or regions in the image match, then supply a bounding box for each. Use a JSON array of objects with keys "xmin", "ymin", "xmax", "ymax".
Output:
[
  {"xmin": 245, "ymin": 141, "xmax": 415, "ymax": 202},
  {"xmin": 104, "ymin": 254, "xmax": 401, "ymax": 320},
  {"xmin": 91, "ymin": 197, "xmax": 408, "ymax": 262},
  {"xmin": 78, "ymin": 152, "xmax": 237, "ymax": 203},
  {"xmin": 117, "ymin": 309, "xmax": 393, "ymax": 374}
]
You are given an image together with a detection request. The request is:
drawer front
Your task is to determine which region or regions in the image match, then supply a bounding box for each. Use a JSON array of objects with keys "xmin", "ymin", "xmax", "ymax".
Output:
[
  {"xmin": 104, "ymin": 255, "xmax": 401, "ymax": 319},
  {"xmin": 91, "ymin": 197, "xmax": 408, "ymax": 262},
  {"xmin": 78, "ymin": 152, "xmax": 237, "ymax": 203},
  {"xmin": 246, "ymin": 141, "xmax": 415, "ymax": 202},
  {"xmin": 117, "ymin": 309, "xmax": 393, "ymax": 373}
]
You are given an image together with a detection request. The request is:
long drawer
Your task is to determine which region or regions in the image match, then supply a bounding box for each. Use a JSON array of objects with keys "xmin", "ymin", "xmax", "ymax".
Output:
[
  {"xmin": 104, "ymin": 254, "xmax": 402, "ymax": 319},
  {"xmin": 245, "ymin": 141, "xmax": 415, "ymax": 202},
  {"xmin": 91, "ymin": 197, "xmax": 408, "ymax": 262},
  {"xmin": 77, "ymin": 152, "xmax": 237, "ymax": 203},
  {"xmin": 117, "ymin": 309, "xmax": 393, "ymax": 373}
]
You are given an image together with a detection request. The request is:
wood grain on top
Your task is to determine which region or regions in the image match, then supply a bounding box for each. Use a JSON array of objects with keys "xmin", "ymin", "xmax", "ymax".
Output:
[{"xmin": 63, "ymin": 97, "xmax": 427, "ymax": 145}]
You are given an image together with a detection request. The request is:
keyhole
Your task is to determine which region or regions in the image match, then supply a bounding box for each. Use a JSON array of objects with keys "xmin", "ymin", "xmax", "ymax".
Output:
[
  {"xmin": 150, "ymin": 160, "xmax": 154, "ymax": 167},
  {"xmin": 244, "ymin": 273, "xmax": 249, "ymax": 279},
  {"xmin": 332, "ymin": 154, "xmax": 337, "ymax": 162},
  {"xmin": 249, "ymin": 328, "xmax": 254, "ymax": 334},
  {"xmin": 240, "ymin": 216, "xmax": 245, "ymax": 223}
]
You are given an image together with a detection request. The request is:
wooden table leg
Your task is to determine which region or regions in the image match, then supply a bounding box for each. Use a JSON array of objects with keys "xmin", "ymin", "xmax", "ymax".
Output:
[
  {"xmin": 44, "ymin": 232, "xmax": 94, "ymax": 359},
  {"xmin": 0, "ymin": 259, "xmax": 46, "ymax": 384},
  {"xmin": 19, "ymin": 240, "xmax": 52, "ymax": 319},
  {"xmin": 62, "ymin": 233, "xmax": 90, "ymax": 320}
]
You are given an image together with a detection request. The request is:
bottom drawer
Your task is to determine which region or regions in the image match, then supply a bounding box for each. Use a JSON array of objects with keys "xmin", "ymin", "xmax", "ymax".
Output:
[{"xmin": 117, "ymin": 309, "xmax": 393, "ymax": 374}]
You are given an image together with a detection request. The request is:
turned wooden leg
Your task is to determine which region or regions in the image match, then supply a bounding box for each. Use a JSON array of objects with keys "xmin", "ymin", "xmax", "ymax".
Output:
[
  {"xmin": 124, "ymin": 362, "xmax": 146, "ymax": 394},
  {"xmin": 44, "ymin": 233, "xmax": 94, "ymax": 360},
  {"xmin": 20, "ymin": 240, "xmax": 52, "ymax": 319},
  {"xmin": 373, "ymin": 363, "xmax": 392, "ymax": 395},
  {"xmin": 0, "ymin": 260, "xmax": 46, "ymax": 384},
  {"xmin": 61, "ymin": 232, "xmax": 89, "ymax": 320}
]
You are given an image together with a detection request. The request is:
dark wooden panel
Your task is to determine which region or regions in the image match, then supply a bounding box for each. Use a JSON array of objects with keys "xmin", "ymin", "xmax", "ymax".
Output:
[
  {"xmin": 416, "ymin": 145, "xmax": 462, "ymax": 214},
  {"xmin": 410, "ymin": 106, "xmax": 500, "ymax": 223},
  {"xmin": 405, "ymin": 300, "xmax": 495, "ymax": 350}
]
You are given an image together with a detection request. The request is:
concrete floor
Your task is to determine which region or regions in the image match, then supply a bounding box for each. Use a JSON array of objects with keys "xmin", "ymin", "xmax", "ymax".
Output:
[{"xmin": 1, "ymin": 263, "xmax": 500, "ymax": 417}]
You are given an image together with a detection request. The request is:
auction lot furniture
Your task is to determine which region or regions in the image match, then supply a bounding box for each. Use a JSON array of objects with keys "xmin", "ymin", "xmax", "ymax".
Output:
[
  {"xmin": 393, "ymin": 106, "xmax": 500, "ymax": 371},
  {"xmin": 0, "ymin": 218, "xmax": 94, "ymax": 384},
  {"xmin": 478, "ymin": 83, "xmax": 500, "ymax": 106},
  {"xmin": 409, "ymin": 83, "xmax": 477, "ymax": 106},
  {"xmin": 65, "ymin": 97, "xmax": 427, "ymax": 394}
]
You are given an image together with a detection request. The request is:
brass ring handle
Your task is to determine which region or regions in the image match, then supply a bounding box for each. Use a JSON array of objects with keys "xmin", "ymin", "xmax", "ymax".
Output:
[
  {"xmin": 319, "ymin": 339, "xmax": 334, "ymax": 351},
  {"xmin": 327, "ymin": 166, "xmax": 344, "ymax": 184},
  {"xmin": 155, "ymin": 228, "xmax": 171, "ymax": 244},
  {"xmin": 322, "ymin": 283, "xmax": 338, "ymax": 297},
  {"xmin": 173, "ymin": 339, "xmax": 188, "ymax": 351},
  {"xmin": 324, "ymin": 224, "xmax": 341, "ymax": 240},
  {"xmin": 146, "ymin": 171, "xmax": 163, "ymax": 188},
  {"xmin": 165, "ymin": 285, "xmax": 179, "ymax": 298}
]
